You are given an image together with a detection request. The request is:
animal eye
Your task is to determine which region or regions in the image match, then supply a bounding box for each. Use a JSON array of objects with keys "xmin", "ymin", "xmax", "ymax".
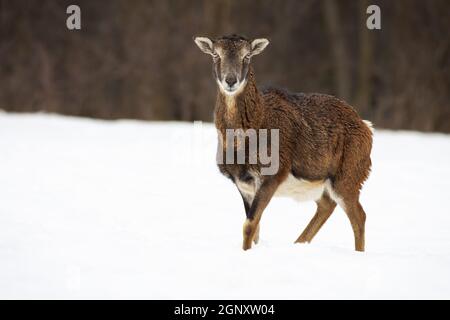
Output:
[
  {"xmin": 244, "ymin": 54, "xmax": 251, "ymax": 60},
  {"xmin": 212, "ymin": 53, "xmax": 219, "ymax": 60}
]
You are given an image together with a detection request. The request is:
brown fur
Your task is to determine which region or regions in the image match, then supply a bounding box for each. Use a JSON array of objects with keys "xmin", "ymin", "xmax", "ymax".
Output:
[{"xmin": 196, "ymin": 35, "xmax": 373, "ymax": 251}]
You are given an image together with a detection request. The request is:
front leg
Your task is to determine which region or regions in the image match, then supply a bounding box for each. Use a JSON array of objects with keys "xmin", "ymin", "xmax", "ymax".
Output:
[
  {"xmin": 238, "ymin": 190, "xmax": 251, "ymax": 216},
  {"xmin": 238, "ymin": 189, "xmax": 260, "ymax": 244},
  {"xmin": 242, "ymin": 177, "xmax": 281, "ymax": 250}
]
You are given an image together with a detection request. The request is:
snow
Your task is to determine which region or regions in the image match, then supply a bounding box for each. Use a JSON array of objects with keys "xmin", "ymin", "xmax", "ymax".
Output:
[{"xmin": 1, "ymin": 111, "xmax": 450, "ymax": 299}]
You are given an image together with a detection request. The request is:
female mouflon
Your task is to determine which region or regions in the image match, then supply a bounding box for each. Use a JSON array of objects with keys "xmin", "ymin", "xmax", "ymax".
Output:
[{"xmin": 194, "ymin": 34, "xmax": 373, "ymax": 251}]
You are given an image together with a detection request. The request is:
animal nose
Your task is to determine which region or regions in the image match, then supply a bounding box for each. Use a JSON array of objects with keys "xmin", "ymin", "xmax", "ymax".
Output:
[{"xmin": 225, "ymin": 76, "xmax": 237, "ymax": 87}]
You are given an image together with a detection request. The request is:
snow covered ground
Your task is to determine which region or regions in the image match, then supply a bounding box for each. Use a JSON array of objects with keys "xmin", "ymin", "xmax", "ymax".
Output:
[{"xmin": 1, "ymin": 111, "xmax": 450, "ymax": 299}]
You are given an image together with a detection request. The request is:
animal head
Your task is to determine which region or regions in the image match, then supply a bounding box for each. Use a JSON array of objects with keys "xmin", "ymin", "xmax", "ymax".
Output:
[{"xmin": 194, "ymin": 34, "xmax": 269, "ymax": 96}]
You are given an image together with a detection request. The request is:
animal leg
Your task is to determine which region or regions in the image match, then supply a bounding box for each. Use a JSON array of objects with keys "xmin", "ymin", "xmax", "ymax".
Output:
[
  {"xmin": 242, "ymin": 178, "xmax": 280, "ymax": 250},
  {"xmin": 238, "ymin": 189, "xmax": 259, "ymax": 244},
  {"xmin": 342, "ymin": 199, "xmax": 366, "ymax": 251},
  {"xmin": 295, "ymin": 193, "xmax": 336, "ymax": 243}
]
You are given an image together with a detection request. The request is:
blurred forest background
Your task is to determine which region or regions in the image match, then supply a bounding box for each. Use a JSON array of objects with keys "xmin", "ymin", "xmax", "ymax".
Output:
[{"xmin": 0, "ymin": 0, "xmax": 449, "ymax": 132}]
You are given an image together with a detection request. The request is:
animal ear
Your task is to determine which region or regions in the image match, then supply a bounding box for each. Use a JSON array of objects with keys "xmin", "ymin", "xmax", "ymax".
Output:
[
  {"xmin": 194, "ymin": 36, "xmax": 214, "ymax": 55},
  {"xmin": 250, "ymin": 38, "xmax": 269, "ymax": 56}
]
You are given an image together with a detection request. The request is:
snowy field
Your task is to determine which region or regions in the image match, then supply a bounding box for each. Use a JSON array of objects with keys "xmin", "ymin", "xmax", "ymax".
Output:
[{"xmin": 1, "ymin": 111, "xmax": 450, "ymax": 299}]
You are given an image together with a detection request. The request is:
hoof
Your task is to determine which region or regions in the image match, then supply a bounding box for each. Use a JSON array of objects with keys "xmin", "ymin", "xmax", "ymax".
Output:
[
  {"xmin": 294, "ymin": 237, "xmax": 310, "ymax": 244},
  {"xmin": 253, "ymin": 230, "xmax": 260, "ymax": 245}
]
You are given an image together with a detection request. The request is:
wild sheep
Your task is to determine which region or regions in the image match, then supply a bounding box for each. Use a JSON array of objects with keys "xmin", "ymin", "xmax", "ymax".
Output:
[{"xmin": 194, "ymin": 34, "xmax": 373, "ymax": 251}]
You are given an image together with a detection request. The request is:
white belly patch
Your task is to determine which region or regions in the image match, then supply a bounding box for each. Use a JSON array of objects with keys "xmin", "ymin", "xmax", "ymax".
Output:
[
  {"xmin": 235, "ymin": 173, "xmax": 328, "ymax": 203},
  {"xmin": 275, "ymin": 174, "xmax": 325, "ymax": 202}
]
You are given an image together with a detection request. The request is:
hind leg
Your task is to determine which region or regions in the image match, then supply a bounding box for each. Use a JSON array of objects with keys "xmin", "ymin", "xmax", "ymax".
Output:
[
  {"xmin": 332, "ymin": 136, "xmax": 371, "ymax": 251},
  {"xmin": 341, "ymin": 199, "xmax": 366, "ymax": 251},
  {"xmin": 330, "ymin": 177, "xmax": 367, "ymax": 252},
  {"xmin": 295, "ymin": 193, "xmax": 336, "ymax": 243}
]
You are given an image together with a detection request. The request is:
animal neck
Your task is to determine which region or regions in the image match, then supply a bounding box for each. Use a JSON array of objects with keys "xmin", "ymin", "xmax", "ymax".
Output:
[{"xmin": 215, "ymin": 68, "xmax": 264, "ymax": 130}]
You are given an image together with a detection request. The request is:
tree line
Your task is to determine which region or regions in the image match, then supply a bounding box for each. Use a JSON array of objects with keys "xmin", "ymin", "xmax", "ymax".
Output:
[{"xmin": 0, "ymin": 0, "xmax": 448, "ymax": 132}]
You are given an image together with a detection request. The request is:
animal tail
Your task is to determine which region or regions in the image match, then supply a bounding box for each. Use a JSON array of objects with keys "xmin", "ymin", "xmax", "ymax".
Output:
[{"xmin": 363, "ymin": 120, "xmax": 374, "ymax": 133}]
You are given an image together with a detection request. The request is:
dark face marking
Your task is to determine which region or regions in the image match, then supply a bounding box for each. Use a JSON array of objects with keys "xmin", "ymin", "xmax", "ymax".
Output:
[
  {"xmin": 194, "ymin": 35, "xmax": 269, "ymax": 95},
  {"xmin": 212, "ymin": 36, "xmax": 252, "ymax": 94}
]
